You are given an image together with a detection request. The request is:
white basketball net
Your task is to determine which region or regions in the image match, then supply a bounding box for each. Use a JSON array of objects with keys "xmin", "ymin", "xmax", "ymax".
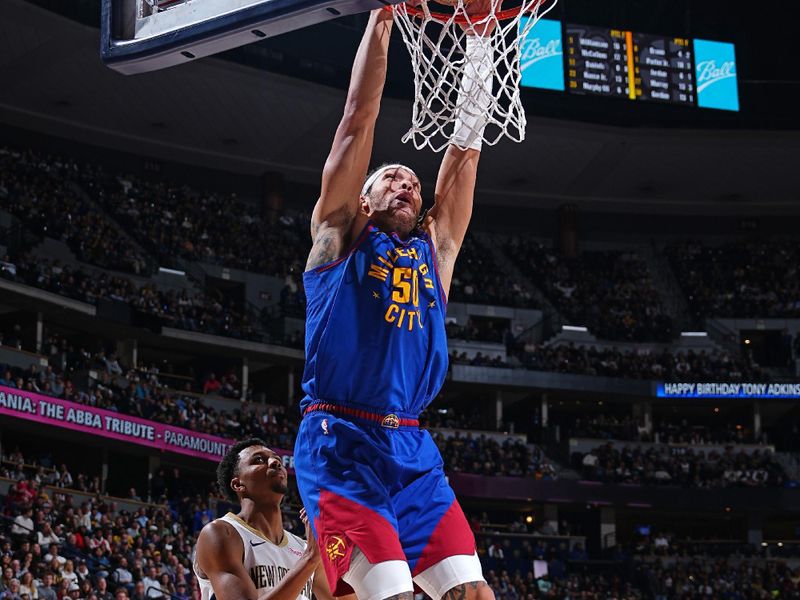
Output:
[{"xmin": 393, "ymin": 0, "xmax": 557, "ymax": 152}]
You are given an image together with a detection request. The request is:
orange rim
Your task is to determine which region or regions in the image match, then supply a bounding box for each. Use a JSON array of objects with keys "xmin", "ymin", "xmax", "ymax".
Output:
[{"xmin": 386, "ymin": 0, "xmax": 547, "ymax": 25}]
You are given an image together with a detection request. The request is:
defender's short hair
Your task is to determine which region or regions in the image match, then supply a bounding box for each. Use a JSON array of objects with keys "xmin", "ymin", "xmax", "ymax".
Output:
[{"xmin": 217, "ymin": 438, "xmax": 269, "ymax": 503}]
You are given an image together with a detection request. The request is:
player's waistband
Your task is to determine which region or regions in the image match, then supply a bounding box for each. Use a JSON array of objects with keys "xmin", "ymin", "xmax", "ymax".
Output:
[{"xmin": 303, "ymin": 402, "xmax": 419, "ymax": 429}]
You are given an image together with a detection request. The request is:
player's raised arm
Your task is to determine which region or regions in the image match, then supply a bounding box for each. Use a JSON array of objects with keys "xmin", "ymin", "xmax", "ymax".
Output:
[
  {"xmin": 307, "ymin": 8, "xmax": 394, "ymax": 270},
  {"xmin": 195, "ymin": 521, "xmax": 317, "ymax": 600},
  {"xmin": 426, "ymin": 12, "xmax": 496, "ymax": 296},
  {"xmin": 427, "ymin": 145, "xmax": 480, "ymax": 296}
]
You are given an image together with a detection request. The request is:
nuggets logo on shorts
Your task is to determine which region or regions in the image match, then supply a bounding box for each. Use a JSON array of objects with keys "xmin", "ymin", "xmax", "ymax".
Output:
[
  {"xmin": 325, "ymin": 535, "xmax": 346, "ymax": 561},
  {"xmin": 381, "ymin": 414, "xmax": 400, "ymax": 429}
]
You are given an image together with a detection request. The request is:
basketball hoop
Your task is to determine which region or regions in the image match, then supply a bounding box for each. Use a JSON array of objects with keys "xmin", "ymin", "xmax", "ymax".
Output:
[{"xmin": 391, "ymin": 0, "xmax": 557, "ymax": 152}]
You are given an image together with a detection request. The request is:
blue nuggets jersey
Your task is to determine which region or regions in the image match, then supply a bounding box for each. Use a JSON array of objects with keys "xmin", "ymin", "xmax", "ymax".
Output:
[{"xmin": 301, "ymin": 222, "xmax": 448, "ymax": 417}]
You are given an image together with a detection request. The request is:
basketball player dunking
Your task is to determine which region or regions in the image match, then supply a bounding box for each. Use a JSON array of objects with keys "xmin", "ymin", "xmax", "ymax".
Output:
[
  {"xmin": 194, "ymin": 439, "xmax": 345, "ymax": 600},
  {"xmin": 295, "ymin": 7, "xmax": 496, "ymax": 600}
]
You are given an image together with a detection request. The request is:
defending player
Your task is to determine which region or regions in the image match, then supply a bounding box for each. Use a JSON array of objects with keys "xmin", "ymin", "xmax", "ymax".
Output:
[
  {"xmin": 295, "ymin": 7, "xmax": 495, "ymax": 600},
  {"xmin": 194, "ymin": 438, "xmax": 342, "ymax": 600}
]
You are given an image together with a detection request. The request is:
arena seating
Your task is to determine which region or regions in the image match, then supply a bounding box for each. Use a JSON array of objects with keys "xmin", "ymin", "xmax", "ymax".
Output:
[
  {"xmin": 91, "ymin": 171, "xmax": 310, "ymax": 278},
  {"xmin": 434, "ymin": 432, "xmax": 557, "ymax": 480},
  {"xmin": 503, "ymin": 236, "xmax": 673, "ymax": 342},
  {"xmin": 449, "ymin": 235, "xmax": 536, "ymax": 308},
  {"xmin": 1, "ymin": 447, "xmax": 308, "ymax": 600},
  {"xmin": 573, "ymin": 442, "xmax": 785, "ymax": 488},
  {"xmin": 451, "ymin": 343, "xmax": 765, "ymax": 382},
  {"xmin": 3, "ymin": 251, "xmax": 767, "ymax": 383},
  {"xmin": 486, "ymin": 557, "xmax": 800, "ymax": 599},
  {"xmin": 0, "ymin": 147, "xmax": 154, "ymax": 276},
  {"xmin": 1, "ymin": 256, "xmax": 262, "ymax": 344},
  {"xmin": 563, "ymin": 415, "xmax": 759, "ymax": 445},
  {"xmin": 668, "ymin": 239, "xmax": 800, "ymax": 320},
  {"xmin": 3, "ymin": 140, "xmax": 800, "ymax": 600}
]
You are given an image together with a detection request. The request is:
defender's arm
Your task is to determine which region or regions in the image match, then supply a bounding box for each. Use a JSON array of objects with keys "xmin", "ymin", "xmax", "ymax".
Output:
[
  {"xmin": 307, "ymin": 9, "xmax": 394, "ymax": 270},
  {"xmin": 195, "ymin": 521, "xmax": 317, "ymax": 600},
  {"xmin": 311, "ymin": 562, "xmax": 357, "ymax": 600}
]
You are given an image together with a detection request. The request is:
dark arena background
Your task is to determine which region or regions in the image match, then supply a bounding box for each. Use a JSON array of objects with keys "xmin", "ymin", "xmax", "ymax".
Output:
[{"xmin": 2, "ymin": 0, "xmax": 800, "ymax": 598}]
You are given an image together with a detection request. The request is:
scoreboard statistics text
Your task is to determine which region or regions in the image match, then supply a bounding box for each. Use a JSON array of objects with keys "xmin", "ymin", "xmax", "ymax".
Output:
[{"xmin": 519, "ymin": 19, "xmax": 739, "ymax": 111}]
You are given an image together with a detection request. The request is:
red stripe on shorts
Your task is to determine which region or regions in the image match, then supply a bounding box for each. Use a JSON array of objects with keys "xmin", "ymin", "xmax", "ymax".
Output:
[
  {"xmin": 315, "ymin": 490, "xmax": 407, "ymax": 596},
  {"xmin": 412, "ymin": 499, "xmax": 477, "ymax": 576}
]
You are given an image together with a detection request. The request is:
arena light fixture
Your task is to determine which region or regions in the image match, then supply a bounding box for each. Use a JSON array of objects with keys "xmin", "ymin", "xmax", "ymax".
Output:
[
  {"xmin": 159, "ymin": 267, "xmax": 186, "ymax": 276},
  {"xmin": 562, "ymin": 325, "xmax": 588, "ymax": 332},
  {"xmin": 680, "ymin": 331, "xmax": 708, "ymax": 337}
]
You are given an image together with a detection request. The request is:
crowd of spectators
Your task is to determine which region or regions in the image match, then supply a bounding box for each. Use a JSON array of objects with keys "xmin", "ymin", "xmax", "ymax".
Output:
[
  {"xmin": 91, "ymin": 171, "xmax": 311, "ymax": 278},
  {"xmin": 486, "ymin": 557, "xmax": 800, "ymax": 599},
  {"xmin": 503, "ymin": 237, "xmax": 672, "ymax": 342},
  {"xmin": 435, "ymin": 432, "xmax": 557, "ymax": 480},
  {"xmin": 0, "ymin": 443, "xmax": 309, "ymax": 600},
  {"xmin": 635, "ymin": 557, "xmax": 800, "ymax": 599},
  {"xmin": 0, "ymin": 322, "xmax": 546, "ymax": 480},
  {"xmin": 564, "ymin": 415, "xmax": 760, "ymax": 445},
  {"xmin": 0, "ymin": 145, "xmax": 540, "ymax": 315},
  {"xmin": 3, "ymin": 243, "xmax": 765, "ymax": 383},
  {"xmin": 449, "ymin": 235, "xmax": 537, "ymax": 308},
  {"xmin": 574, "ymin": 442, "xmax": 786, "ymax": 488},
  {"xmin": 0, "ymin": 355, "xmax": 298, "ymax": 451},
  {"xmin": 446, "ymin": 317, "xmax": 511, "ymax": 344},
  {"xmin": 668, "ymin": 238, "xmax": 800, "ymax": 320},
  {"xmin": 451, "ymin": 342, "xmax": 765, "ymax": 382},
  {"xmin": 1, "ymin": 256, "xmax": 261, "ymax": 344},
  {"xmin": 421, "ymin": 404, "xmax": 500, "ymax": 432},
  {"xmin": 487, "ymin": 568, "xmax": 640, "ymax": 600},
  {"xmin": 1, "ymin": 460, "xmax": 197, "ymax": 600},
  {"xmin": 0, "ymin": 147, "xmax": 154, "ymax": 276},
  {"xmin": 475, "ymin": 519, "xmax": 800, "ymax": 599},
  {"xmin": 627, "ymin": 531, "xmax": 800, "ymax": 561},
  {"xmin": 515, "ymin": 343, "xmax": 764, "ymax": 381}
]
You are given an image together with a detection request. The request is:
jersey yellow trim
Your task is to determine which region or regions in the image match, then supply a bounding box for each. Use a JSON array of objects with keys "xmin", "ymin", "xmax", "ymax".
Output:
[{"xmin": 225, "ymin": 513, "xmax": 289, "ymax": 547}]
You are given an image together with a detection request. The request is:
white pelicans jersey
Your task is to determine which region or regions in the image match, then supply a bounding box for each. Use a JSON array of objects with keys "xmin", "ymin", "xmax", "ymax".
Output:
[{"xmin": 196, "ymin": 513, "xmax": 312, "ymax": 600}]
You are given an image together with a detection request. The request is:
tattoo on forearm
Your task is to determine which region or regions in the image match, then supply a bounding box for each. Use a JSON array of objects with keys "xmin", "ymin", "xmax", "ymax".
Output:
[{"xmin": 442, "ymin": 582, "xmax": 487, "ymax": 600}]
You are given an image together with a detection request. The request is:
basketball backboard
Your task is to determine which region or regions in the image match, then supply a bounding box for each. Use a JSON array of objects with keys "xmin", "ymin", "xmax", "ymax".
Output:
[{"xmin": 101, "ymin": 0, "xmax": 397, "ymax": 75}]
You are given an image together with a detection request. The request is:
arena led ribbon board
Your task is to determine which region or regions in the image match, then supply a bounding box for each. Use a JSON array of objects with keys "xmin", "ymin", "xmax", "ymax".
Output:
[{"xmin": 657, "ymin": 382, "xmax": 800, "ymax": 399}]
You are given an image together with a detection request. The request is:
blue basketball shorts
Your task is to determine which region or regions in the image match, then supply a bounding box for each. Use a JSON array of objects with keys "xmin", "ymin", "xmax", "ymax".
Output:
[{"xmin": 293, "ymin": 409, "xmax": 476, "ymax": 596}]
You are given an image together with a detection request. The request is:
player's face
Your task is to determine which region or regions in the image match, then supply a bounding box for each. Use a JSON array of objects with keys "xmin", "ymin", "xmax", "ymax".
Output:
[
  {"xmin": 362, "ymin": 167, "xmax": 422, "ymax": 238},
  {"xmin": 234, "ymin": 446, "xmax": 288, "ymax": 501}
]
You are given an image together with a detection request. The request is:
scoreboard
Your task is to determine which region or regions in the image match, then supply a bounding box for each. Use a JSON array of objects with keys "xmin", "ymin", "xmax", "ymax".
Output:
[
  {"xmin": 632, "ymin": 33, "xmax": 694, "ymax": 105},
  {"xmin": 520, "ymin": 19, "xmax": 739, "ymax": 111},
  {"xmin": 565, "ymin": 25, "xmax": 629, "ymax": 98},
  {"xmin": 565, "ymin": 25, "xmax": 694, "ymax": 104}
]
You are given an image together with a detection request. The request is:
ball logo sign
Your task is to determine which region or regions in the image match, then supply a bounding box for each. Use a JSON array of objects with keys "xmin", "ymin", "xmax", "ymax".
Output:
[
  {"xmin": 520, "ymin": 38, "xmax": 561, "ymax": 72},
  {"xmin": 693, "ymin": 39, "xmax": 739, "ymax": 111},
  {"xmin": 519, "ymin": 18, "xmax": 565, "ymax": 91},
  {"xmin": 696, "ymin": 60, "xmax": 736, "ymax": 93}
]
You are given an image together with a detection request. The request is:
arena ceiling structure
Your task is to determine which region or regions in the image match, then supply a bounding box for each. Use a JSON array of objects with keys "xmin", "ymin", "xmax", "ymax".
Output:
[{"xmin": 1, "ymin": 0, "xmax": 800, "ymax": 215}]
